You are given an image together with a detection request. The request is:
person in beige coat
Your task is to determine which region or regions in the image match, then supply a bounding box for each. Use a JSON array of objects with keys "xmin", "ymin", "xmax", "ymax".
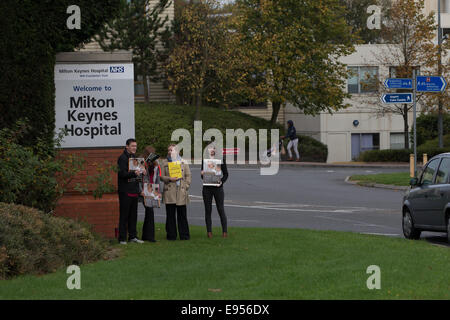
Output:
[{"xmin": 160, "ymin": 144, "xmax": 192, "ymax": 240}]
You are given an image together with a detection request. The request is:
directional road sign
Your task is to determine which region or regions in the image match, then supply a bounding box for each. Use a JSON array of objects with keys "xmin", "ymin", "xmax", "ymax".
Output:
[
  {"xmin": 384, "ymin": 78, "xmax": 413, "ymax": 89},
  {"xmin": 416, "ymin": 76, "xmax": 447, "ymax": 92},
  {"xmin": 381, "ymin": 93, "xmax": 413, "ymax": 104}
]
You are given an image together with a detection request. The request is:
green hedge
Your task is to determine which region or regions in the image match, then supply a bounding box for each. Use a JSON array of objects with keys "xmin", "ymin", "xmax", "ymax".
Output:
[
  {"xmin": 358, "ymin": 147, "xmax": 449, "ymax": 162},
  {"xmin": 0, "ymin": 203, "xmax": 108, "ymax": 279},
  {"xmin": 135, "ymin": 102, "xmax": 283, "ymax": 156},
  {"xmin": 135, "ymin": 103, "xmax": 328, "ymax": 162},
  {"xmin": 419, "ymin": 134, "xmax": 450, "ymax": 149}
]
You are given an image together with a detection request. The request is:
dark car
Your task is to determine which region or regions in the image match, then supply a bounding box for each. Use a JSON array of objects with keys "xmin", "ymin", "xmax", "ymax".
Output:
[{"xmin": 402, "ymin": 152, "xmax": 450, "ymax": 243}]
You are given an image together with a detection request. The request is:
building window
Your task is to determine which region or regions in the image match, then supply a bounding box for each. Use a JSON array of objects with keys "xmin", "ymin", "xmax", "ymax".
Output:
[
  {"xmin": 347, "ymin": 66, "xmax": 379, "ymax": 94},
  {"xmin": 351, "ymin": 133, "xmax": 380, "ymax": 160},
  {"xmin": 390, "ymin": 133, "xmax": 405, "ymax": 149}
]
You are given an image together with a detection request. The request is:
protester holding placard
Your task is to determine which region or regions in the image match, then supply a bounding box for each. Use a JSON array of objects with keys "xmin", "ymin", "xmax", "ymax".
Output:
[
  {"xmin": 117, "ymin": 138, "xmax": 145, "ymax": 245},
  {"xmin": 160, "ymin": 144, "xmax": 191, "ymax": 240},
  {"xmin": 201, "ymin": 143, "xmax": 229, "ymax": 238},
  {"xmin": 139, "ymin": 146, "xmax": 161, "ymax": 243}
]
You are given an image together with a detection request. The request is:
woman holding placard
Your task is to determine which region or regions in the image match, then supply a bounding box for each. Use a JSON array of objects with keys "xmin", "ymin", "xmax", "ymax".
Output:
[
  {"xmin": 201, "ymin": 143, "xmax": 229, "ymax": 239},
  {"xmin": 139, "ymin": 146, "xmax": 161, "ymax": 243},
  {"xmin": 160, "ymin": 144, "xmax": 191, "ymax": 240}
]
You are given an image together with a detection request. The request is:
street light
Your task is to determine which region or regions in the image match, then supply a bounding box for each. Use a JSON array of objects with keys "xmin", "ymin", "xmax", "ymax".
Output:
[{"xmin": 437, "ymin": 0, "xmax": 445, "ymax": 148}]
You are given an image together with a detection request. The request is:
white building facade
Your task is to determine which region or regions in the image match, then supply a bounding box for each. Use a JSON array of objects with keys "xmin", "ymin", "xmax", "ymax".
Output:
[{"xmin": 282, "ymin": 2, "xmax": 450, "ymax": 163}]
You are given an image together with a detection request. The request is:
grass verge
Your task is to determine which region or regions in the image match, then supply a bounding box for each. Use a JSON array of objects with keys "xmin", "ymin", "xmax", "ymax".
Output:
[
  {"xmin": 0, "ymin": 223, "xmax": 448, "ymax": 299},
  {"xmin": 349, "ymin": 172, "xmax": 411, "ymax": 187}
]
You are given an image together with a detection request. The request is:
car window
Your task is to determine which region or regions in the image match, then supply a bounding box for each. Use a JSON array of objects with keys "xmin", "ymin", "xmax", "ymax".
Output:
[
  {"xmin": 419, "ymin": 158, "xmax": 440, "ymax": 185},
  {"xmin": 435, "ymin": 158, "xmax": 450, "ymax": 184}
]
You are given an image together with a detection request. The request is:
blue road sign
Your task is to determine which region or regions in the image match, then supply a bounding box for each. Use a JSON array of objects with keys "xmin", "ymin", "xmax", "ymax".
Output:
[
  {"xmin": 384, "ymin": 78, "xmax": 413, "ymax": 89},
  {"xmin": 381, "ymin": 93, "xmax": 413, "ymax": 104},
  {"xmin": 416, "ymin": 76, "xmax": 447, "ymax": 92}
]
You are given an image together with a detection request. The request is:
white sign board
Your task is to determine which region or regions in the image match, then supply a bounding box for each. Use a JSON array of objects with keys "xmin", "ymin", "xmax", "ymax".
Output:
[{"xmin": 55, "ymin": 63, "xmax": 135, "ymax": 148}]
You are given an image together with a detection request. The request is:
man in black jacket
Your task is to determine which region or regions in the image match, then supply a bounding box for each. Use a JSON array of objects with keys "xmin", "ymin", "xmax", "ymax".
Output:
[{"xmin": 117, "ymin": 138, "xmax": 146, "ymax": 244}]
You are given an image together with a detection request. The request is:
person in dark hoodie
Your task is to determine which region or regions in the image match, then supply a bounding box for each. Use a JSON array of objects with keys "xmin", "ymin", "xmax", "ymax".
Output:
[
  {"xmin": 201, "ymin": 143, "xmax": 229, "ymax": 238},
  {"xmin": 281, "ymin": 120, "xmax": 300, "ymax": 161},
  {"xmin": 117, "ymin": 138, "xmax": 145, "ymax": 244}
]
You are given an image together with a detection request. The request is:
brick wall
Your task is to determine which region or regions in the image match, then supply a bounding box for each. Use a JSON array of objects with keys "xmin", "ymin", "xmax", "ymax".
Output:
[{"xmin": 54, "ymin": 148, "xmax": 123, "ymax": 239}]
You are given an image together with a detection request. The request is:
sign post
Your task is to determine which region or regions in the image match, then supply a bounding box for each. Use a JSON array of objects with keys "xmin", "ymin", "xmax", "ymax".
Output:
[
  {"xmin": 412, "ymin": 71, "xmax": 417, "ymax": 176},
  {"xmin": 53, "ymin": 51, "xmax": 135, "ymax": 239},
  {"xmin": 382, "ymin": 75, "xmax": 447, "ymax": 177}
]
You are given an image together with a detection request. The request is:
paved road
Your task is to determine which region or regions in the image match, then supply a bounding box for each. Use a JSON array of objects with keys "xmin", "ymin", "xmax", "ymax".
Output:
[{"xmin": 138, "ymin": 166, "xmax": 448, "ymax": 244}]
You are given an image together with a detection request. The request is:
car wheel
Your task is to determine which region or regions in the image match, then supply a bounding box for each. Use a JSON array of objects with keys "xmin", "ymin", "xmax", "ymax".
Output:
[{"xmin": 403, "ymin": 209, "xmax": 421, "ymax": 240}]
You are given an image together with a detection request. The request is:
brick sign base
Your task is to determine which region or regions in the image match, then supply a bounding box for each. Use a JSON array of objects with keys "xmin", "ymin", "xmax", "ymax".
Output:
[
  {"xmin": 54, "ymin": 194, "xmax": 119, "ymax": 238},
  {"xmin": 54, "ymin": 148, "xmax": 123, "ymax": 239}
]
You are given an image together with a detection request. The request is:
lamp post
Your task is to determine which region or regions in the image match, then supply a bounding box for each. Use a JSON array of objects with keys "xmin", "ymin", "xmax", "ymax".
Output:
[{"xmin": 438, "ymin": 0, "xmax": 443, "ymax": 148}]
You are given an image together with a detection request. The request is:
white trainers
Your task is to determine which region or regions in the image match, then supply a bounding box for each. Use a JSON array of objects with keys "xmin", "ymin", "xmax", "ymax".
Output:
[
  {"xmin": 129, "ymin": 238, "xmax": 144, "ymax": 244},
  {"xmin": 119, "ymin": 241, "xmax": 127, "ymax": 245}
]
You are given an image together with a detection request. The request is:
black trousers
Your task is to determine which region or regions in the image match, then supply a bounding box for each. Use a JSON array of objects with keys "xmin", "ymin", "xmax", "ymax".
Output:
[
  {"xmin": 118, "ymin": 192, "xmax": 138, "ymax": 242},
  {"xmin": 202, "ymin": 186, "xmax": 227, "ymax": 233},
  {"xmin": 165, "ymin": 204, "xmax": 190, "ymax": 240},
  {"xmin": 142, "ymin": 205, "xmax": 155, "ymax": 241}
]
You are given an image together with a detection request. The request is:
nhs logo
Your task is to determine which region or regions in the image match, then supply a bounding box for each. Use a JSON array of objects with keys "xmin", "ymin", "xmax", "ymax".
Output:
[{"xmin": 110, "ymin": 66, "xmax": 125, "ymax": 73}]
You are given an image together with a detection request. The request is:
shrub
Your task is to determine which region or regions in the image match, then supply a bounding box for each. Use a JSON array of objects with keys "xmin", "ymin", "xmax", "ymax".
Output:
[
  {"xmin": 135, "ymin": 102, "xmax": 283, "ymax": 156},
  {"xmin": 419, "ymin": 134, "xmax": 450, "ymax": 149},
  {"xmin": 0, "ymin": 202, "xmax": 108, "ymax": 280},
  {"xmin": 358, "ymin": 147, "xmax": 449, "ymax": 162},
  {"xmin": 0, "ymin": 122, "xmax": 116, "ymax": 213},
  {"xmin": 282, "ymin": 135, "xmax": 328, "ymax": 162},
  {"xmin": 357, "ymin": 149, "xmax": 412, "ymax": 162},
  {"xmin": 415, "ymin": 113, "xmax": 450, "ymax": 146}
]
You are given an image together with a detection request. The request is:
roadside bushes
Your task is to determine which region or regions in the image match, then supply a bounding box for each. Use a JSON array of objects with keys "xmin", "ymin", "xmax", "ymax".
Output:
[
  {"xmin": 0, "ymin": 122, "xmax": 115, "ymax": 213},
  {"xmin": 282, "ymin": 135, "xmax": 328, "ymax": 162},
  {"xmin": 0, "ymin": 202, "xmax": 107, "ymax": 280},
  {"xmin": 358, "ymin": 147, "xmax": 448, "ymax": 162}
]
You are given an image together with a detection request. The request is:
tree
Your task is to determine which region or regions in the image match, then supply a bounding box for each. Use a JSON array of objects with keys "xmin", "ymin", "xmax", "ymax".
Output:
[
  {"xmin": 163, "ymin": 0, "xmax": 236, "ymax": 119},
  {"xmin": 234, "ymin": 0, "xmax": 357, "ymax": 125},
  {"xmin": 420, "ymin": 28, "xmax": 450, "ymax": 147},
  {"xmin": 365, "ymin": 0, "xmax": 437, "ymax": 149},
  {"xmin": 0, "ymin": 0, "xmax": 121, "ymax": 152},
  {"xmin": 96, "ymin": 0, "xmax": 172, "ymax": 103}
]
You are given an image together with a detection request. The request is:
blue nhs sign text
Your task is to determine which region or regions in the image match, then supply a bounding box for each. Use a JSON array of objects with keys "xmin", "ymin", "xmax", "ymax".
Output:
[{"xmin": 110, "ymin": 66, "xmax": 125, "ymax": 73}]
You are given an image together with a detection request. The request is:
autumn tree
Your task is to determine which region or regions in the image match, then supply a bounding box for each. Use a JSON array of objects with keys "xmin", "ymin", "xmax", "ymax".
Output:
[
  {"xmin": 96, "ymin": 0, "xmax": 172, "ymax": 103},
  {"xmin": 163, "ymin": 0, "xmax": 246, "ymax": 120},
  {"xmin": 366, "ymin": 0, "xmax": 437, "ymax": 149},
  {"xmin": 162, "ymin": 0, "xmax": 262, "ymax": 114},
  {"xmin": 234, "ymin": 0, "xmax": 357, "ymax": 125}
]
